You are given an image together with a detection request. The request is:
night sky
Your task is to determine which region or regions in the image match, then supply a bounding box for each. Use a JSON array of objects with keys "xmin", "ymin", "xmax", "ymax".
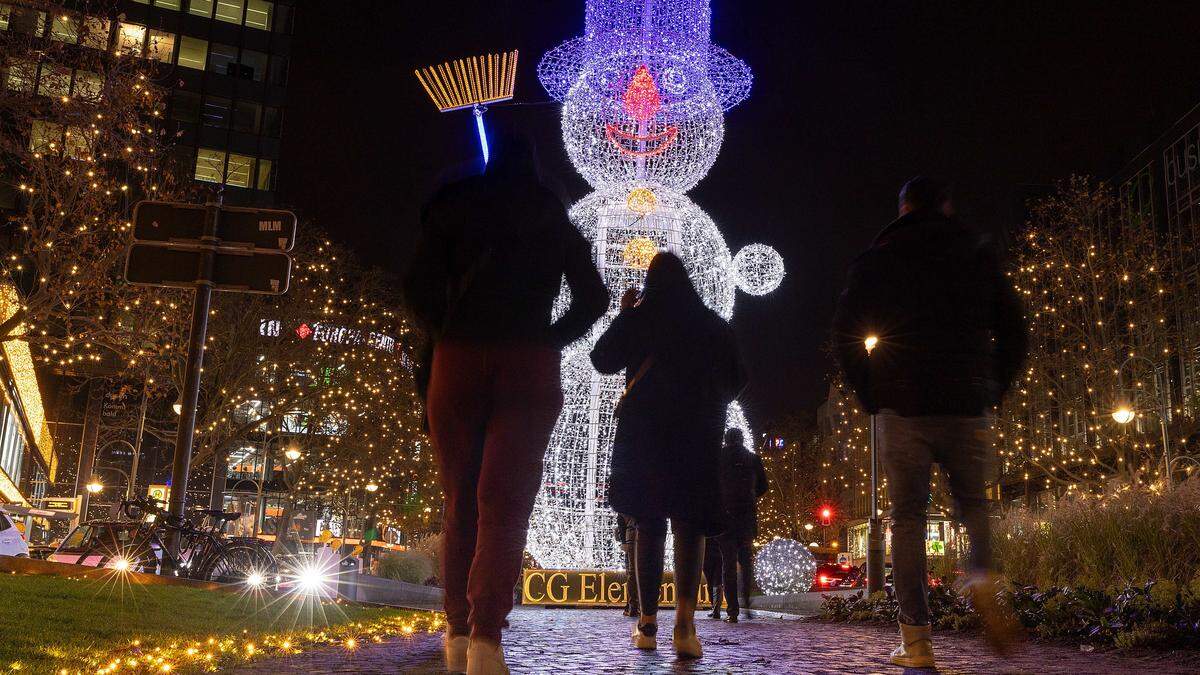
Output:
[{"xmin": 279, "ymin": 1, "xmax": 1200, "ymax": 429}]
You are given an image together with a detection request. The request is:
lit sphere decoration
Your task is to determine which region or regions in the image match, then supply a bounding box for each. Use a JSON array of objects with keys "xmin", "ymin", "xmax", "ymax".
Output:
[
  {"xmin": 733, "ymin": 243, "xmax": 786, "ymax": 296},
  {"xmin": 527, "ymin": 0, "xmax": 781, "ymax": 571},
  {"xmin": 755, "ymin": 538, "xmax": 817, "ymax": 595}
]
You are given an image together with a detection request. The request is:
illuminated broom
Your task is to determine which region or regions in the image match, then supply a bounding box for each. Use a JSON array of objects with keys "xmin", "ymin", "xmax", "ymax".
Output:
[{"xmin": 415, "ymin": 50, "xmax": 519, "ymax": 165}]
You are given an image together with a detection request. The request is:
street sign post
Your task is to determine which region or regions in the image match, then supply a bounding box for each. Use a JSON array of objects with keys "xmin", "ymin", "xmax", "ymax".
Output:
[{"xmin": 123, "ymin": 199, "xmax": 296, "ymax": 568}]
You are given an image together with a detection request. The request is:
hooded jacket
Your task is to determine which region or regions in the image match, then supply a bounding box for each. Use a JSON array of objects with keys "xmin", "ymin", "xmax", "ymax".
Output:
[{"xmin": 832, "ymin": 211, "xmax": 1027, "ymax": 416}]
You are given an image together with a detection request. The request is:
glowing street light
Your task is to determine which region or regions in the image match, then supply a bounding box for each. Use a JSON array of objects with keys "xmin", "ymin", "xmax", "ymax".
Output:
[
  {"xmin": 864, "ymin": 335, "xmax": 879, "ymax": 354},
  {"xmin": 803, "ymin": 523, "xmax": 814, "ymax": 532},
  {"xmin": 86, "ymin": 480, "xmax": 104, "ymax": 494},
  {"xmin": 365, "ymin": 482, "xmax": 379, "ymax": 493},
  {"xmin": 284, "ymin": 447, "xmax": 302, "ymax": 462},
  {"xmin": 1112, "ymin": 407, "xmax": 1136, "ymax": 425}
]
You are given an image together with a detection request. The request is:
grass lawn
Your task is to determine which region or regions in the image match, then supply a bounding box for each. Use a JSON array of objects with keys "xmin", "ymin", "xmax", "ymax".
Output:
[{"xmin": 0, "ymin": 574, "xmax": 442, "ymax": 673}]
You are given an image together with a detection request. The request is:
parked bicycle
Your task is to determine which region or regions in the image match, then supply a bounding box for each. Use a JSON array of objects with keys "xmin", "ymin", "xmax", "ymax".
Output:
[{"xmin": 49, "ymin": 497, "xmax": 277, "ymax": 585}]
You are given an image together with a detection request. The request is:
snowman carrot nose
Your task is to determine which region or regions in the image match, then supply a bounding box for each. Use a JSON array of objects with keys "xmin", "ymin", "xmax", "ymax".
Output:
[{"xmin": 624, "ymin": 65, "xmax": 662, "ymax": 122}]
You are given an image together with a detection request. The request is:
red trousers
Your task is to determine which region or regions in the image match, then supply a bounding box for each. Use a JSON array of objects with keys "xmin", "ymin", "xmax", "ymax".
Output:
[{"xmin": 426, "ymin": 340, "xmax": 563, "ymax": 642}]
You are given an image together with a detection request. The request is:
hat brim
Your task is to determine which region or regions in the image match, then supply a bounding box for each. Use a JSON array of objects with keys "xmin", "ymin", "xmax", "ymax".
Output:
[{"xmin": 538, "ymin": 37, "xmax": 752, "ymax": 112}]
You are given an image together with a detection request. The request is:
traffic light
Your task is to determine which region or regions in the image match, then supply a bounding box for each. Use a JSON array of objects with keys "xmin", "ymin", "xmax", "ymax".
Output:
[{"xmin": 820, "ymin": 506, "xmax": 833, "ymax": 527}]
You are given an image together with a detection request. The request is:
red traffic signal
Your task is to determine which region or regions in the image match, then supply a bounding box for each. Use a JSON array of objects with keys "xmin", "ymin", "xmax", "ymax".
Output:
[{"xmin": 820, "ymin": 506, "xmax": 833, "ymax": 527}]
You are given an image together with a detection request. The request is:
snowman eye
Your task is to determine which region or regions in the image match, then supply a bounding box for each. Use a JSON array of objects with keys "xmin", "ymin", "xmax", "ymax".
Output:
[{"xmin": 659, "ymin": 67, "xmax": 687, "ymax": 95}]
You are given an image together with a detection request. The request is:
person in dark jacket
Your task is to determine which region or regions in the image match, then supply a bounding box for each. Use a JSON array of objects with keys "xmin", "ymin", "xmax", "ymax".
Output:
[
  {"xmin": 716, "ymin": 428, "xmax": 767, "ymax": 622},
  {"xmin": 615, "ymin": 513, "xmax": 640, "ymax": 617},
  {"xmin": 591, "ymin": 252, "xmax": 746, "ymax": 660},
  {"xmin": 404, "ymin": 130, "xmax": 608, "ymax": 675},
  {"xmin": 832, "ymin": 177, "xmax": 1027, "ymax": 669}
]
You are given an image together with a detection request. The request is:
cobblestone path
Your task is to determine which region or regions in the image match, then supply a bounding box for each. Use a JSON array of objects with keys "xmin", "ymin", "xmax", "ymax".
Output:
[{"xmin": 235, "ymin": 607, "xmax": 1196, "ymax": 673}]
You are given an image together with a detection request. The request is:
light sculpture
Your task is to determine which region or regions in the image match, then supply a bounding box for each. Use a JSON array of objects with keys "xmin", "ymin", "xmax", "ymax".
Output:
[
  {"xmin": 415, "ymin": 50, "xmax": 520, "ymax": 165},
  {"xmin": 528, "ymin": 0, "xmax": 785, "ymax": 571},
  {"xmin": 755, "ymin": 538, "xmax": 817, "ymax": 595}
]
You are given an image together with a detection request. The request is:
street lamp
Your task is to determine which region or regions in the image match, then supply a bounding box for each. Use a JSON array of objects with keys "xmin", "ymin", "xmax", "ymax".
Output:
[
  {"xmin": 803, "ymin": 523, "xmax": 813, "ymax": 532},
  {"xmin": 1111, "ymin": 407, "xmax": 1136, "ymax": 425},
  {"xmin": 86, "ymin": 480, "xmax": 104, "ymax": 494},
  {"xmin": 865, "ymin": 334, "xmax": 885, "ymax": 594},
  {"xmin": 365, "ymin": 482, "xmax": 379, "ymax": 493},
  {"xmin": 284, "ymin": 447, "xmax": 302, "ymax": 462},
  {"xmin": 1114, "ymin": 355, "xmax": 1172, "ymax": 482},
  {"xmin": 864, "ymin": 335, "xmax": 879, "ymax": 355}
]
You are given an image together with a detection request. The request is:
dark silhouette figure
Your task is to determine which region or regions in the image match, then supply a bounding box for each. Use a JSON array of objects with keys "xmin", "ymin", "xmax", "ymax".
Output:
[
  {"xmin": 615, "ymin": 513, "xmax": 640, "ymax": 616},
  {"xmin": 832, "ymin": 176, "xmax": 1027, "ymax": 668},
  {"xmin": 591, "ymin": 252, "xmax": 746, "ymax": 659},
  {"xmin": 716, "ymin": 428, "xmax": 767, "ymax": 622},
  {"xmin": 703, "ymin": 537, "xmax": 723, "ymax": 619},
  {"xmin": 404, "ymin": 130, "xmax": 608, "ymax": 673}
]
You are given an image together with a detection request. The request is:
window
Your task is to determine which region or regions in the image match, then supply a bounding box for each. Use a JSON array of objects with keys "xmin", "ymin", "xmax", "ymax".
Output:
[
  {"xmin": 272, "ymin": 3, "xmax": 293, "ymax": 33},
  {"xmin": 202, "ymin": 96, "xmax": 230, "ymax": 128},
  {"xmin": 268, "ymin": 56, "xmax": 288, "ymax": 86},
  {"xmin": 36, "ymin": 65, "xmax": 71, "ymax": 98},
  {"xmin": 73, "ymin": 71, "xmax": 103, "ymax": 102},
  {"xmin": 256, "ymin": 158, "xmax": 273, "ymax": 190},
  {"xmin": 155, "ymin": 0, "xmax": 182, "ymax": 10},
  {"xmin": 176, "ymin": 36, "xmax": 207, "ymax": 70},
  {"xmin": 226, "ymin": 153, "xmax": 253, "ymax": 187},
  {"xmin": 116, "ymin": 22, "xmax": 146, "ymax": 56},
  {"xmin": 232, "ymin": 100, "xmax": 260, "ymax": 133},
  {"xmin": 64, "ymin": 127, "xmax": 89, "ymax": 159},
  {"xmin": 29, "ymin": 120, "xmax": 62, "ymax": 154},
  {"xmin": 188, "ymin": 0, "xmax": 214, "ymax": 18},
  {"xmin": 51, "ymin": 14, "xmax": 80, "ymax": 43},
  {"xmin": 7, "ymin": 7, "xmax": 46, "ymax": 36},
  {"xmin": 208, "ymin": 43, "xmax": 238, "ymax": 76},
  {"xmin": 261, "ymin": 106, "xmax": 281, "ymax": 137},
  {"xmin": 244, "ymin": 0, "xmax": 272, "ymax": 30},
  {"xmin": 194, "ymin": 148, "xmax": 225, "ymax": 183},
  {"xmin": 80, "ymin": 17, "xmax": 110, "ymax": 50},
  {"xmin": 0, "ymin": 6, "xmax": 9, "ymax": 31},
  {"xmin": 240, "ymin": 49, "xmax": 266, "ymax": 82},
  {"xmin": 4, "ymin": 59, "xmax": 37, "ymax": 93},
  {"xmin": 170, "ymin": 90, "xmax": 201, "ymax": 122},
  {"xmin": 215, "ymin": 0, "xmax": 244, "ymax": 24},
  {"xmin": 146, "ymin": 30, "xmax": 175, "ymax": 63}
]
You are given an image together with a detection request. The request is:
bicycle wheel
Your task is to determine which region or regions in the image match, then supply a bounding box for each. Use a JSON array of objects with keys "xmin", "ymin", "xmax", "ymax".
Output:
[{"xmin": 203, "ymin": 544, "xmax": 276, "ymax": 584}]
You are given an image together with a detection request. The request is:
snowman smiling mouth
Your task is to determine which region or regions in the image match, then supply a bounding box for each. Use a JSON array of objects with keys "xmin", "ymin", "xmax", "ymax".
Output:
[{"xmin": 605, "ymin": 64, "xmax": 680, "ymax": 158}]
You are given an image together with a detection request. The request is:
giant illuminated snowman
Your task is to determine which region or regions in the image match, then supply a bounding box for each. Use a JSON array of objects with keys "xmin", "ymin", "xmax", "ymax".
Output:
[{"xmin": 527, "ymin": 0, "xmax": 784, "ymax": 570}]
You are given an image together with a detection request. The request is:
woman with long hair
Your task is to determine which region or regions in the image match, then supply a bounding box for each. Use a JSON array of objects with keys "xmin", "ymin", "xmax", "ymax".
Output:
[{"xmin": 591, "ymin": 252, "xmax": 746, "ymax": 659}]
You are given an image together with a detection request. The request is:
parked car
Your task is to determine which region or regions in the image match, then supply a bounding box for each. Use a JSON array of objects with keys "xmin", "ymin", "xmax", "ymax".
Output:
[
  {"xmin": 0, "ymin": 510, "xmax": 30, "ymax": 558},
  {"xmin": 810, "ymin": 562, "xmax": 856, "ymax": 591}
]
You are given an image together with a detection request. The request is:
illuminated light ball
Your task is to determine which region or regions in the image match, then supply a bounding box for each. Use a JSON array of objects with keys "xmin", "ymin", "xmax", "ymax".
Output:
[
  {"xmin": 623, "ymin": 237, "xmax": 659, "ymax": 270},
  {"xmin": 733, "ymin": 244, "xmax": 785, "ymax": 296},
  {"xmin": 627, "ymin": 187, "xmax": 658, "ymax": 215},
  {"xmin": 754, "ymin": 538, "xmax": 817, "ymax": 595}
]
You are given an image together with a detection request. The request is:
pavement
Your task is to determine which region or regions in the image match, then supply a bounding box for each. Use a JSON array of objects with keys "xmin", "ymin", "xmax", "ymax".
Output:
[{"xmin": 235, "ymin": 607, "xmax": 1197, "ymax": 674}]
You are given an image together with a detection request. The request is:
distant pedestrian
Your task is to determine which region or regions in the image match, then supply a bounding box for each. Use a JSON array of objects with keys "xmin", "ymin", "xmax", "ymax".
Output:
[
  {"xmin": 404, "ymin": 130, "xmax": 608, "ymax": 675},
  {"xmin": 703, "ymin": 537, "xmax": 723, "ymax": 619},
  {"xmin": 591, "ymin": 252, "xmax": 746, "ymax": 660},
  {"xmin": 832, "ymin": 177, "xmax": 1027, "ymax": 669},
  {"xmin": 615, "ymin": 513, "xmax": 640, "ymax": 616},
  {"xmin": 716, "ymin": 428, "xmax": 768, "ymax": 622}
]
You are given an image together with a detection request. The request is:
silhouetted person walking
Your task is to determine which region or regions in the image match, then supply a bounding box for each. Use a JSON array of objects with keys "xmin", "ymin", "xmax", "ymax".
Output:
[
  {"xmin": 404, "ymin": 131, "xmax": 607, "ymax": 675},
  {"xmin": 703, "ymin": 537, "xmax": 723, "ymax": 619},
  {"xmin": 833, "ymin": 177, "xmax": 1027, "ymax": 669},
  {"xmin": 591, "ymin": 252, "xmax": 746, "ymax": 660},
  {"xmin": 615, "ymin": 513, "xmax": 640, "ymax": 616},
  {"xmin": 716, "ymin": 428, "xmax": 767, "ymax": 622}
]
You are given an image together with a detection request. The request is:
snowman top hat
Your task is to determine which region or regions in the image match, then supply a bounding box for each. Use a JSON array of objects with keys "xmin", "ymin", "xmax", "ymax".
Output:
[{"xmin": 539, "ymin": 0, "xmax": 751, "ymax": 112}]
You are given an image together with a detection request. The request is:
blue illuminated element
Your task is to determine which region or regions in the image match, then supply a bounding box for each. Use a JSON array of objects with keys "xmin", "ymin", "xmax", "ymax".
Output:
[{"xmin": 474, "ymin": 105, "xmax": 490, "ymax": 165}]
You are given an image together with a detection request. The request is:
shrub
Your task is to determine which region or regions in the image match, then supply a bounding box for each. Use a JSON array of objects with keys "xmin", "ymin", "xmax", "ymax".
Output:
[
  {"xmin": 377, "ymin": 550, "xmax": 434, "ymax": 584},
  {"xmin": 410, "ymin": 533, "xmax": 444, "ymax": 585},
  {"xmin": 993, "ymin": 478, "xmax": 1200, "ymax": 589}
]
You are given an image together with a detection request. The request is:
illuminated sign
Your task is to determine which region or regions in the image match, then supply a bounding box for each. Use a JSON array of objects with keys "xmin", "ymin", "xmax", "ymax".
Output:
[
  {"xmin": 521, "ymin": 570, "xmax": 720, "ymax": 608},
  {"xmin": 260, "ymin": 319, "xmax": 395, "ymax": 353}
]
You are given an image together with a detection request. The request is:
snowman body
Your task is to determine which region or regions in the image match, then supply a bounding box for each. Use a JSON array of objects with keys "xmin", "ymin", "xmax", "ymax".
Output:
[{"xmin": 527, "ymin": 0, "xmax": 780, "ymax": 571}]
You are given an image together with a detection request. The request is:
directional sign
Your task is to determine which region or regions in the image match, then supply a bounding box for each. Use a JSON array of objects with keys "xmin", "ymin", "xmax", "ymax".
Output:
[
  {"xmin": 133, "ymin": 201, "xmax": 297, "ymax": 251},
  {"xmin": 125, "ymin": 243, "xmax": 292, "ymax": 294}
]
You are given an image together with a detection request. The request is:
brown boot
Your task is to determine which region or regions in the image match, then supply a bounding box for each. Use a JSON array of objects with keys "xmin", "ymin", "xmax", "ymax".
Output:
[
  {"xmin": 962, "ymin": 572, "xmax": 1021, "ymax": 656},
  {"xmin": 890, "ymin": 623, "xmax": 935, "ymax": 668}
]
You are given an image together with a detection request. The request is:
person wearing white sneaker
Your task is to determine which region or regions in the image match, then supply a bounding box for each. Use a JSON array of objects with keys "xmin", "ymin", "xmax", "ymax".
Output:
[
  {"xmin": 466, "ymin": 638, "xmax": 509, "ymax": 675},
  {"xmin": 591, "ymin": 253, "xmax": 746, "ymax": 664},
  {"xmin": 444, "ymin": 634, "xmax": 469, "ymax": 673}
]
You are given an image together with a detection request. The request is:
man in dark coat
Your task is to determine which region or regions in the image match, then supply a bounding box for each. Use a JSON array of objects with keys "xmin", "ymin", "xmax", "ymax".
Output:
[
  {"xmin": 832, "ymin": 177, "xmax": 1027, "ymax": 669},
  {"xmin": 716, "ymin": 428, "xmax": 767, "ymax": 622}
]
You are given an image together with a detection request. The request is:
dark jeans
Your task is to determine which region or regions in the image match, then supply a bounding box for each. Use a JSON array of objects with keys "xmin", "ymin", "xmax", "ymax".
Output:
[
  {"xmin": 427, "ymin": 341, "xmax": 563, "ymax": 642},
  {"xmin": 877, "ymin": 411, "xmax": 994, "ymax": 627},
  {"xmin": 622, "ymin": 541, "xmax": 639, "ymax": 614},
  {"xmin": 703, "ymin": 537, "xmax": 722, "ymax": 612},
  {"xmin": 718, "ymin": 534, "xmax": 754, "ymax": 618},
  {"xmin": 634, "ymin": 518, "xmax": 704, "ymax": 619}
]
